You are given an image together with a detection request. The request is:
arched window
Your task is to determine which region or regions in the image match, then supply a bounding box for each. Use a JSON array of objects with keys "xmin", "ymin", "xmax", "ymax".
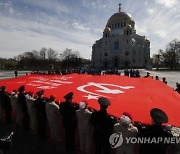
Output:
[
  {"xmin": 126, "ymin": 31, "xmax": 129, "ymax": 35},
  {"xmin": 114, "ymin": 41, "xmax": 119, "ymax": 50},
  {"xmin": 125, "ymin": 51, "xmax": 129, "ymax": 56},
  {"xmin": 121, "ymin": 22, "xmax": 123, "ymax": 27}
]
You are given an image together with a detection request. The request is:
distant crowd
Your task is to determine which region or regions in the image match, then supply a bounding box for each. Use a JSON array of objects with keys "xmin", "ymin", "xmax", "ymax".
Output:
[
  {"xmin": 0, "ymin": 82, "xmax": 180, "ymax": 154},
  {"xmin": 21, "ymin": 69, "xmax": 180, "ymax": 94}
]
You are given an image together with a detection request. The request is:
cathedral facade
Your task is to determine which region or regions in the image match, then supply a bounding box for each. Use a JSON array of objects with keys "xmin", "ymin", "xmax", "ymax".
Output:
[{"xmin": 91, "ymin": 4, "xmax": 150, "ymax": 69}]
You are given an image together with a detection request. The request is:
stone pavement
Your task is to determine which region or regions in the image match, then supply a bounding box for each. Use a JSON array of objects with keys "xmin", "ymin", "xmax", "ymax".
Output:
[
  {"xmin": 0, "ymin": 121, "xmax": 82, "ymax": 154},
  {"xmin": 0, "ymin": 123, "xmax": 64, "ymax": 154}
]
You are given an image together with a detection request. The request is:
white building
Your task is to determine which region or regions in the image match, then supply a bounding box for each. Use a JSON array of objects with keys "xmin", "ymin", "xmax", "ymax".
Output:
[{"xmin": 91, "ymin": 4, "xmax": 150, "ymax": 69}]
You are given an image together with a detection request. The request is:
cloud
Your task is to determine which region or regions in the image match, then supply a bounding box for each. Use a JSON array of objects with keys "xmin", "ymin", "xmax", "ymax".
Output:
[
  {"xmin": 0, "ymin": 0, "xmax": 179, "ymax": 59},
  {"xmin": 155, "ymin": 0, "xmax": 178, "ymax": 8},
  {"xmin": 1, "ymin": 1, "xmax": 14, "ymax": 15},
  {"xmin": 72, "ymin": 23, "xmax": 90, "ymax": 31},
  {"xmin": 0, "ymin": 11, "xmax": 97, "ymax": 59},
  {"xmin": 147, "ymin": 8, "xmax": 154, "ymax": 15}
]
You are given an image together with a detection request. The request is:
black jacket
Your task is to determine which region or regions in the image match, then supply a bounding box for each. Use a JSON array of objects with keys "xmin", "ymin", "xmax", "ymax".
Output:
[
  {"xmin": 59, "ymin": 101, "xmax": 77, "ymax": 129},
  {"xmin": 34, "ymin": 97, "xmax": 47, "ymax": 120},
  {"xmin": 91, "ymin": 109, "xmax": 114, "ymax": 140},
  {"xmin": 138, "ymin": 124, "xmax": 173, "ymax": 154},
  {"xmin": 0, "ymin": 91, "xmax": 12, "ymax": 111}
]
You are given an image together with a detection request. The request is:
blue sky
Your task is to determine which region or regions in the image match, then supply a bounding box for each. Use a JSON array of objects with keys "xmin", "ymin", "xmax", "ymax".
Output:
[{"xmin": 0, "ymin": 0, "xmax": 180, "ymax": 59}]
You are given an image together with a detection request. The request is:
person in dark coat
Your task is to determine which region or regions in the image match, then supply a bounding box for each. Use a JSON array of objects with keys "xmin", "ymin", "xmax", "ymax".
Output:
[
  {"xmin": 34, "ymin": 90, "xmax": 47, "ymax": 140},
  {"xmin": 138, "ymin": 108, "xmax": 173, "ymax": 154},
  {"xmin": 144, "ymin": 72, "xmax": 150, "ymax": 78},
  {"xmin": 175, "ymin": 82, "xmax": 180, "ymax": 94},
  {"xmin": 18, "ymin": 85, "xmax": 30, "ymax": 130},
  {"xmin": 91, "ymin": 97, "xmax": 114, "ymax": 154},
  {"xmin": 59, "ymin": 92, "xmax": 77, "ymax": 152},
  {"xmin": 162, "ymin": 77, "xmax": 167, "ymax": 84},
  {"xmin": 14, "ymin": 70, "xmax": 18, "ymax": 77},
  {"xmin": 0, "ymin": 86, "xmax": 12, "ymax": 124}
]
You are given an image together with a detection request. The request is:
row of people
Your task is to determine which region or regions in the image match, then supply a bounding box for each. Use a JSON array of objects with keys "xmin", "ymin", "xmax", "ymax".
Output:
[{"xmin": 0, "ymin": 85, "xmax": 178, "ymax": 154}]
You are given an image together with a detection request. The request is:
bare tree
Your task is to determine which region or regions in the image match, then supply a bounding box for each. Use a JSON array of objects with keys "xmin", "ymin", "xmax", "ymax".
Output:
[{"xmin": 39, "ymin": 47, "xmax": 47, "ymax": 60}]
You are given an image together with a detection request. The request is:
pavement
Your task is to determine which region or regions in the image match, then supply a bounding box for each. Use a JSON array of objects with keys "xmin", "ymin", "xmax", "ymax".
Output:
[{"xmin": 0, "ymin": 121, "xmax": 67, "ymax": 154}]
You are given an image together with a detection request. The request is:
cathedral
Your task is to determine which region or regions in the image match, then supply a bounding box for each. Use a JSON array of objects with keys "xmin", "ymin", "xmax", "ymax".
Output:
[{"xmin": 91, "ymin": 4, "xmax": 150, "ymax": 69}]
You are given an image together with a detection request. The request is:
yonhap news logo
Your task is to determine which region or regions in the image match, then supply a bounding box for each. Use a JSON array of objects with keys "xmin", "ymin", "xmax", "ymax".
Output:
[
  {"xmin": 109, "ymin": 132, "xmax": 123, "ymax": 148},
  {"xmin": 109, "ymin": 132, "xmax": 180, "ymax": 148}
]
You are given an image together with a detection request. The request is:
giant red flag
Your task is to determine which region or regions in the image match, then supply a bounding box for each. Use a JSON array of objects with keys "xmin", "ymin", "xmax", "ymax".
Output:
[{"xmin": 0, "ymin": 74, "xmax": 180, "ymax": 126}]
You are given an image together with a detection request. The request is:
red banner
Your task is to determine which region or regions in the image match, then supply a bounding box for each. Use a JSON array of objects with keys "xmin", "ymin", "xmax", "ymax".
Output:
[{"xmin": 1, "ymin": 74, "xmax": 180, "ymax": 126}]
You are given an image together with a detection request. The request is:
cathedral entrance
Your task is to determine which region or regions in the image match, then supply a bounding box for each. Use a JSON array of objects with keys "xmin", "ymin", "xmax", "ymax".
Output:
[
  {"xmin": 113, "ymin": 58, "xmax": 119, "ymax": 68},
  {"xmin": 125, "ymin": 61, "xmax": 129, "ymax": 68},
  {"xmin": 104, "ymin": 61, "xmax": 108, "ymax": 68}
]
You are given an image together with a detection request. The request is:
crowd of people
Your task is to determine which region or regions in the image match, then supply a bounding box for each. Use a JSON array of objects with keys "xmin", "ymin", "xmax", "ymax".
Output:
[{"xmin": 0, "ymin": 83, "xmax": 180, "ymax": 154}]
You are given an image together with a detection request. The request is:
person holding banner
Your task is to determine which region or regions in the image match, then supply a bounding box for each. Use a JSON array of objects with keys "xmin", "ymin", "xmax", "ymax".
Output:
[
  {"xmin": 76, "ymin": 101, "xmax": 93, "ymax": 154},
  {"xmin": 138, "ymin": 108, "xmax": 173, "ymax": 154},
  {"xmin": 59, "ymin": 92, "xmax": 77, "ymax": 153},
  {"xmin": 46, "ymin": 95, "xmax": 60, "ymax": 144},
  {"xmin": 18, "ymin": 85, "xmax": 30, "ymax": 131},
  {"xmin": 91, "ymin": 97, "xmax": 114, "ymax": 154},
  {"xmin": 114, "ymin": 113, "xmax": 138, "ymax": 154},
  {"xmin": 34, "ymin": 90, "xmax": 47, "ymax": 140},
  {"xmin": 0, "ymin": 86, "xmax": 12, "ymax": 124}
]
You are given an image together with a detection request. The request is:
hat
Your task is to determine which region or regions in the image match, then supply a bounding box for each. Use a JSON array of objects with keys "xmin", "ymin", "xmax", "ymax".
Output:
[
  {"xmin": 36, "ymin": 90, "xmax": 44, "ymax": 96},
  {"xmin": 147, "ymin": 72, "xmax": 150, "ymax": 74},
  {"xmin": 0, "ymin": 86, "xmax": 6, "ymax": 91},
  {"xmin": 98, "ymin": 97, "xmax": 111, "ymax": 106},
  {"xmin": 63, "ymin": 92, "xmax": 73, "ymax": 100},
  {"xmin": 79, "ymin": 101, "xmax": 88, "ymax": 109},
  {"xmin": 13, "ymin": 89, "xmax": 17, "ymax": 93},
  {"xmin": 120, "ymin": 115, "xmax": 131, "ymax": 124},
  {"xmin": 123, "ymin": 112, "xmax": 132, "ymax": 121},
  {"xmin": 28, "ymin": 91, "xmax": 33, "ymax": 97},
  {"xmin": 50, "ymin": 95, "xmax": 56, "ymax": 101},
  {"xmin": 18, "ymin": 85, "xmax": 25, "ymax": 92},
  {"xmin": 11, "ymin": 89, "xmax": 17, "ymax": 95},
  {"xmin": 150, "ymin": 108, "xmax": 168, "ymax": 124}
]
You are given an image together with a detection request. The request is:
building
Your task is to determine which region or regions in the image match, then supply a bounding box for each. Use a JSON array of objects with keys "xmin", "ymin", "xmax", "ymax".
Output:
[{"xmin": 91, "ymin": 4, "xmax": 150, "ymax": 69}]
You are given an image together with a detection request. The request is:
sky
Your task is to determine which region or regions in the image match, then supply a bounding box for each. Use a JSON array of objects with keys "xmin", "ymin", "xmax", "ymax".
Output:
[{"xmin": 0, "ymin": 0, "xmax": 180, "ymax": 59}]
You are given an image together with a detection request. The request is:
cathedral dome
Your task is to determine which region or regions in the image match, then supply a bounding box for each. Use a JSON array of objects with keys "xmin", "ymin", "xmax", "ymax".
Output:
[
  {"xmin": 107, "ymin": 12, "xmax": 132, "ymax": 24},
  {"xmin": 106, "ymin": 4, "xmax": 134, "ymax": 28}
]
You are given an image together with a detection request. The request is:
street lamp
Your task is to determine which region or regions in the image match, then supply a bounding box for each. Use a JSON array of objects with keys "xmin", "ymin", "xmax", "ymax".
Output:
[{"xmin": 156, "ymin": 54, "xmax": 161, "ymax": 70}]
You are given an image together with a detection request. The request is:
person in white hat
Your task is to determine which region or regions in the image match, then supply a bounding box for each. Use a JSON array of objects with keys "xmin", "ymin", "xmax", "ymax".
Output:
[
  {"xmin": 10, "ymin": 90, "xmax": 19, "ymax": 127},
  {"xmin": 114, "ymin": 113, "xmax": 138, "ymax": 154},
  {"xmin": 46, "ymin": 95, "xmax": 60, "ymax": 144},
  {"xmin": 76, "ymin": 101, "xmax": 93, "ymax": 154}
]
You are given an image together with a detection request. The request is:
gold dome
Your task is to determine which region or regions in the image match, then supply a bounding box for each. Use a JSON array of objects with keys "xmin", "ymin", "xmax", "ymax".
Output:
[{"xmin": 106, "ymin": 12, "xmax": 133, "ymax": 27}]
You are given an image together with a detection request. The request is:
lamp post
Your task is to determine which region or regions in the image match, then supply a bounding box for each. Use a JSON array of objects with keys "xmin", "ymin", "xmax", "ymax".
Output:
[{"xmin": 156, "ymin": 54, "xmax": 161, "ymax": 70}]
